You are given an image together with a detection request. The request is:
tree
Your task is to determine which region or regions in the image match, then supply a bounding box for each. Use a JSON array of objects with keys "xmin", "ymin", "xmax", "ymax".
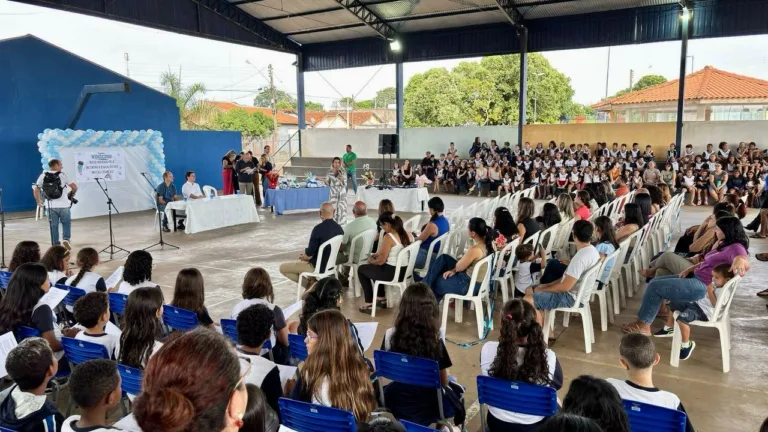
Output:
[
  {"xmin": 253, "ymin": 88, "xmax": 295, "ymax": 108},
  {"xmin": 355, "ymin": 100, "xmax": 374, "ymax": 109},
  {"xmin": 160, "ymin": 71, "xmax": 215, "ymax": 129},
  {"xmin": 305, "ymin": 101, "xmax": 324, "ymax": 111},
  {"xmin": 373, "ymin": 87, "xmax": 396, "ymax": 108},
  {"xmin": 404, "ymin": 68, "xmax": 465, "ymax": 127},
  {"xmin": 213, "ymin": 109, "xmax": 274, "ymax": 140},
  {"xmin": 610, "ymin": 74, "xmax": 667, "ymax": 98}
]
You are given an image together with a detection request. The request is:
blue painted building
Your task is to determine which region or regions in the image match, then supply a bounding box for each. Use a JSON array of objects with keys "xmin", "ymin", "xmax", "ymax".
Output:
[{"xmin": 0, "ymin": 34, "xmax": 239, "ymax": 212}]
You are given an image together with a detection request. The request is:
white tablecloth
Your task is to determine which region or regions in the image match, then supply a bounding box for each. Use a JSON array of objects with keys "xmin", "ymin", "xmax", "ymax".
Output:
[
  {"xmin": 357, "ymin": 187, "xmax": 429, "ymax": 213},
  {"xmin": 164, "ymin": 194, "xmax": 260, "ymax": 234}
]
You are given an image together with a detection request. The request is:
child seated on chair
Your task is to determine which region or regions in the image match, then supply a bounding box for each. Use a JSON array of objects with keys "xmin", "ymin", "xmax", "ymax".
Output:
[
  {"xmin": 514, "ymin": 244, "xmax": 547, "ymax": 297},
  {"xmin": 607, "ymin": 334, "xmax": 695, "ymax": 432},
  {"xmin": 0, "ymin": 338, "xmax": 65, "ymax": 432},
  {"xmin": 653, "ymin": 263, "xmax": 734, "ymax": 361},
  {"xmin": 73, "ymin": 292, "xmax": 120, "ymax": 359},
  {"xmin": 61, "ymin": 359, "xmax": 122, "ymax": 432},
  {"xmin": 236, "ymin": 304, "xmax": 284, "ymax": 416}
]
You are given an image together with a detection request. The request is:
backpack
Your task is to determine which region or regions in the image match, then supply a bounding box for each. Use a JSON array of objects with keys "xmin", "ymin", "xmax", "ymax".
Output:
[{"xmin": 41, "ymin": 172, "xmax": 63, "ymax": 199}]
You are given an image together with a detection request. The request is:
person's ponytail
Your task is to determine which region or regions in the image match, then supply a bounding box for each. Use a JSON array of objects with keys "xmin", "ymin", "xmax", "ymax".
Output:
[
  {"xmin": 391, "ymin": 215, "xmax": 412, "ymax": 247},
  {"xmin": 489, "ymin": 313, "xmax": 520, "ymax": 381},
  {"xmin": 70, "ymin": 247, "xmax": 99, "ymax": 287}
]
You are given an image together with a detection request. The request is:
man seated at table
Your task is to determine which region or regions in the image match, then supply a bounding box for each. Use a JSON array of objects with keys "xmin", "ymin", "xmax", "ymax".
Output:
[
  {"xmin": 279, "ymin": 202, "xmax": 343, "ymax": 289},
  {"xmin": 336, "ymin": 201, "xmax": 377, "ymax": 285},
  {"xmin": 235, "ymin": 152, "xmax": 256, "ymax": 198},
  {"xmin": 156, "ymin": 171, "xmax": 181, "ymax": 233},
  {"xmin": 181, "ymin": 171, "xmax": 205, "ymax": 199}
]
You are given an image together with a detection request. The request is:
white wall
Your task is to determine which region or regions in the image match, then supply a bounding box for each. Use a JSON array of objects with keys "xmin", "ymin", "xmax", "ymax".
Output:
[
  {"xmin": 302, "ymin": 128, "xmax": 396, "ymax": 158},
  {"xmin": 400, "ymin": 126, "xmax": 518, "ymax": 158},
  {"xmin": 682, "ymin": 121, "xmax": 768, "ymax": 154}
]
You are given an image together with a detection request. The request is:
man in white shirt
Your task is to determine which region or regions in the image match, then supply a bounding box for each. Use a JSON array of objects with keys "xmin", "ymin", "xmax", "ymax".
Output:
[
  {"xmin": 181, "ymin": 171, "xmax": 204, "ymax": 199},
  {"xmin": 524, "ymin": 220, "xmax": 600, "ymax": 325},
  {"xmin": 34, "ymin": 158, "xmax": 78, "ymax": 250}
]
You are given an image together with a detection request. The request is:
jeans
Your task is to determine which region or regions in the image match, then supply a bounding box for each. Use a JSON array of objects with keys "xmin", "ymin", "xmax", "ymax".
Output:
[
  {"xmin": 422, "ymin": 255, "xmax": 475, "ymax": 303},
  {"xmin": 475, "ymin": 178, "xmax": 489, "ymax": 191},
  {"xmin": 261, "ymin": 174, "xmax": 269, "ymax": 199},
  {"xmin": 49, "ymin": 207, "xmax": 71, "ymax": 245},
  {"xmin": 539, "ymin": 259, "xmax": 568, "ymax": 284},
  {"xmin": 415, "ymin": 247, "xmax": 429, "ymax": 269},
  {"xmin": 637, "ymin": 274, "xmax": 707, "ymax": 324},
  {"xmin": 346, "ymin": 171, "xmax": 358, "ymax": 194}
]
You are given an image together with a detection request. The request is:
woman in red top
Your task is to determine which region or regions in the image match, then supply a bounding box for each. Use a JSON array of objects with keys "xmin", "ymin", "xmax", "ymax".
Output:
[
  {"xmin": 573, "ymin": 190, "xmax": 591, "ymax": 221},
  {"xmin": 221, "ymin": 150, "xmax": 235, "ymax": 195}
]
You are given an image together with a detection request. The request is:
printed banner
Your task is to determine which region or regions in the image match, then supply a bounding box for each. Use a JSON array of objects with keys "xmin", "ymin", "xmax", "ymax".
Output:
[{"xmin": 74, "ymin": 150, "xmax": 126, "ymax": 183}]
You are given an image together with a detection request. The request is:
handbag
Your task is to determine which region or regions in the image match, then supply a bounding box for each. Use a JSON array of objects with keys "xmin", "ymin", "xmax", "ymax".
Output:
[{"xmin": 441, "ymin": 381, "xmax": 466, "ymax": 428}]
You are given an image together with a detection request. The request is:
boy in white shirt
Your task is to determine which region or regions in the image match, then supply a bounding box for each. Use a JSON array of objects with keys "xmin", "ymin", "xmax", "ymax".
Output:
[
  {"xmin": 607, "ymin": 334, "xmax": 694, "ymax": 432},
  {"xmin": 514, "ymin": 244, "xmax": 547, "ymax": 296},
  {"xmin": 62, "ymin": 359, "xmax": 124, "ymax": 432},
  {"xmin": 73, "ymin": 292, "xmax": 120, "ymax": 359}
]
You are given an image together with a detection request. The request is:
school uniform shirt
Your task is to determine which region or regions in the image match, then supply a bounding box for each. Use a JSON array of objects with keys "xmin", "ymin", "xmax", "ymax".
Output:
[
  {"xmin": 75, "ymin": 329, "xmax": 120, "ymax": 359},
  {"xmin": 542, "ymin": 161, "xmax": 551, "ymax": 170},
  {"xmin": 62, "ymin": 415, "xmax": 124, "ymax": 431},
  {"xmin": 515, "ymin": 260, "xmax": 543, "ymax": 294},
  {"xmin": 606, "ymin": 379, "xmax": 695, "ymax": 432},
  {"xmin": 569, "ymin": 172, "xmax": 580, "ymax": 184},
  {"xmin": 0, "ymin": 386, "xmax": 65, "ymax": 432},
  {"xmin": 114, "ymin": 340, "xmax": 164, "ymax": 369},
  {"xmin": 556, "ymin": 174, "xmax": 568, "ymax": 188},
  {"xmin": 48, "ymin": 270, "xmax": 68, "ymax": 285},
  {"xmin": 564, "ymin": 159, "xmax": 577, "ymax": 168},
  {"xmin": 480, "ymin": 343, "xmax": 563, "ymax": 425},
  {"xmin": 381, "ymin": 328, "xmax": 452, "ymax": 425},
  {"xmin": 116, "ymin": 280, "xmax": 158, "ymax": 295},
  {"xmin": 237, "ymin": 348, "xmax": 283, "ymax": 415}
]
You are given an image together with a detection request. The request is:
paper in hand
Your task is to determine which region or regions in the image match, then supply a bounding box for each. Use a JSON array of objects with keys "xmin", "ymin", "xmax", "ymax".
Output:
[
  {"xmin": 105, "ymin": 266, "xmax": 124, "ymax": 290},
  {"xmin": 0, "ymin": 331, "xmax": 19, "ymax": 378},
  {"xmin": 36, "ymin": 287, "xmax": 69, "ymax": 311}
]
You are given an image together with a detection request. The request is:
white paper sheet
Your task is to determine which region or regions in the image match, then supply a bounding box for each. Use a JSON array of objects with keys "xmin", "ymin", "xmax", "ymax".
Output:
[
  {"xmin": 36, "ymin": 287, "xmax": 69, "ymax": 311},
  {"xmin": 113, "ymin": 414, "xmax": 141, "ymax": 431},
  {"xmin": 277, "ymin": 364, "xmax": 298, "ymax": 388},
  {"xmin": 105, "ymin": 266, "xmax": 124, "ymax": 290},
  {"xmin": 282, "ymin": 300, "xmax": 303, "ymax": 319},
  {"xmin": 0, "ymin": 331, "xmax": 19, "ymax": 378},
  {"xmin": 352, "ymin": 322, "xmax": 378, "ymax": 352}
]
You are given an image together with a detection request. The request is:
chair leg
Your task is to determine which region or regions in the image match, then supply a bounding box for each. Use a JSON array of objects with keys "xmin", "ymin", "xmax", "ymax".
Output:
[
  {"xmin": 500, "ymin": 279, "xmax": 509, "ymax": 304},
  {"xmin": 670, "ymin": 320, "xmax": 682, "ymax": 367},
  {"xmin": 582, "ymin": 307, "xmax": 592, "ymax": 354},
  {"xmin": 611, "ymin": 279, "xmax": 621, "ymax": 315},
  {"xmin": 473, "ymin": 299, "xmax": 484, "ymax": 339},
  {"xmin": 718, "ymin": 324, "xmax": 730, "ymax": 373},
  {"xmin": 599, "ymin": 292, "xmax": 608, "ymax": 331},
  {"xmin": 296, "ymin": 274, "xmax": 304, "ymax": 302},
  {"xmin": 606, "ymin": 289, "xmax": 615, "ymax": 325},
  {"xmin": 371, "ymin": 283, "xmax": 379, "ymax": 318},
  {"xmin": 542, "ymin": 310, "xmax": 553, "ymax": 341},
  {"xmin": 455, "ymin": 300, "xmax": 463, "ymax": 323},
  {"xmin": 562, "ymin": 312, "xmax": 571, "ymax": 328},
  {"xmin": 441, "ymin": 299, "xmax": 450, "ymax": 335}
]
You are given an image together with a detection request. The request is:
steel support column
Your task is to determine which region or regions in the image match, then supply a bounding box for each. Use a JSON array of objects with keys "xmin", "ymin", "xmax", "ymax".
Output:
[
  {"xmin": 396, "ymin": 60, "xmax": 404, "ymax": 158},
  {"xmin": 518, "ymin": 27, "xmax": 528, "ymax": 148},
  {"xmin": 296, "ymin": 53, "xmax": 306, "ymax": 156},
  {"xmin": 675, "ymin": 7, "xmax": 691, "ymax": 155}
]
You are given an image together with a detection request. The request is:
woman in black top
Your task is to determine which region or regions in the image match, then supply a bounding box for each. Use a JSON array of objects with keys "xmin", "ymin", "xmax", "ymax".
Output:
[{"xmin": 516, "ymin": 197, "xmax": 540, "ymax": 242}]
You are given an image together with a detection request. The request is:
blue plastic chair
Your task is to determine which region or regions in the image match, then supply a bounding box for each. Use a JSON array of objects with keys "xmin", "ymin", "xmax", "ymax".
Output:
[
  {"xmin": 162, "ymin": 305, "xmax": 199, "ymax": 332},
  {"xmin": 278, "ymin": 398, "xmax": 356, "ymax": 432},
  {"xmin": 288, "ymin": 333, "xmax": 308, "ymax": 362},
  {"xmin": 623, "ymin": 399, "xmax": 687, "ymax": 432},
  {"xmin": 118, "ymin": 363, "xmax": 144, "ymax": 415},
  {"xmin": 220, "ymin": 318, "xmax": 273, "ymax": 360},
  {"xmin": 402, "ymin": 420, "xmax": 440, "ymax": 432},
  {"xmin": 373, "ymin": 350, "xmax": 445, "ymax": 421},
  {"xmin": 476, "ymin": 375, "xmax": 558, "ymax": 432},
  {"xmin": 57, "ymin": 284, "xmax": 86, "ymax": 309},
  {"xmin": 15, "ymin": 325, "xmax": 41, "ymax": 341},
  {"xmin": 0, "ymin": 270, "xmax": 12, "ymax": 288},
  {"xmin": 109, "ymin": 292, "xmax": 129, "ymax": 326},
  {"xmin": 61, "ymin": 337, "xmax": 110, "ymax": 416},
  {"xmin": 1, "ymin": 426, "xmax": 17, "ymax": 432}
]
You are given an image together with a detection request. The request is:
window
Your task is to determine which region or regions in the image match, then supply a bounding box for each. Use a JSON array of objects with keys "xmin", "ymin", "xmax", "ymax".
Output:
[{"xmin": 712, "ymin": 105, "xmax": 768, "ymax": 121}]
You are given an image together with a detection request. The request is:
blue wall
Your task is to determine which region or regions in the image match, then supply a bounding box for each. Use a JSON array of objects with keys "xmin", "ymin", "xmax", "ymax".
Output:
[{"xmin": 0, "ymin": 35, "xmax": 239, "ymax": 212}]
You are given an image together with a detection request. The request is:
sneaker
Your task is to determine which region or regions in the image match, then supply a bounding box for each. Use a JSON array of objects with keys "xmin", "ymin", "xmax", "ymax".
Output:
[
  {"xmin": 653, "ymin": 327, "xmax": 674, "ymax": 338},
  {"xmin": 162, "ymin": 226, "xmax": 171, "ymax": 233},
  {"xmin": 679, "ymin": 341, "xmax": 696, "ymax": 360},
  {"xmin": 61, "ymin": 240, "xmax": 71, "ymax": 251}
]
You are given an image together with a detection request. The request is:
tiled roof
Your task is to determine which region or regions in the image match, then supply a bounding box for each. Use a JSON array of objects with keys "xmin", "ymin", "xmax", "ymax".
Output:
[
  {"xmin": 208, "ymin": 101, "xmax": 298, "ymax": 125},
  {"xmin": 592, "ymin": 66, "xmax": 768, "ymax": 109}
]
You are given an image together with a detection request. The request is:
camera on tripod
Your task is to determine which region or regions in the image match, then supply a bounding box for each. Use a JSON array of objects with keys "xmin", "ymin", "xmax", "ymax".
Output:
[{"xmin": 68, "ymin": 191, "xmax": 78, "ymax": 205}]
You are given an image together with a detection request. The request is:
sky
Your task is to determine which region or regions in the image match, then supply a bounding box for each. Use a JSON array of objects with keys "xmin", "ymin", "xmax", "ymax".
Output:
[{"xmin": 2, "ymin": 0, "xmax": 768, "ymax": 108}]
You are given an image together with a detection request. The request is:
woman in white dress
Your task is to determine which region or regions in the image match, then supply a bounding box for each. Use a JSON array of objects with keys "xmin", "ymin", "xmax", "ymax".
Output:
[{"xmin": 328, "ymin": 157, "xmax": 348, "ymax": 225}]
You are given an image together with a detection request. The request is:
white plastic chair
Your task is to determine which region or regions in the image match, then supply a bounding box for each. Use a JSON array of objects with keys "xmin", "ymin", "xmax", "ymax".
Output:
[
  {"xmin": 338, "ymin": 229, "xmax": 377, "ymax": 297},
  {"xmin": 296, "ymin": 235, "xmax": 344, "ymax": 301},
  {"xmin": 590, "ymin": 248, "xmax": 622, "ymax": 331},
  {"xmin": 616, "ymin": 227, "xmax": 646, "ymax": 306},
  {"xmin": 202, "ymin": 185, "xmax": 218, "ymax": 197},
  {"xmin": 404, "ymin": 215, "xmax": 422, "ymax": 235},
  {"xmin": 415, "ymin": 231, "xmax": 451, "ymax": 278},
  {"xmin": 441, "ymin": 254, "xmax": 495, "ymax": 339},
  {"xmin": 492, "ymin": 238, "xmax": 520, "ymax": 304},
  {"xmin": 537, "ymin": 224, "xmax": 560, "ymax": 257},
  {"xmin": 447, "ymin": 228, "xmax": 467, "ymax": 259},
  {"xmin": 541, "ymin": 262, "xmax": 602, "ymax": 354},
  {"xmin": 551, "ymin": 218, "xmax": 574, "ymax": 258},
  {"xmin": 35, "ymin": 201, "xmax": 47, "ymax": 221},
  {"xmin": 608, "ymin": 235, "xmax": 633, "ymax": 314},
  {"xmin": 371, "ymin": 240, "xmax": 422, "ymax": 317},
  {"xmin": 670, "ymin": 275, "xmax": 742, "ymax": 373},
  {"xmin": 449, "ymin": 205, "xmax": 464, "ymax": 229}
]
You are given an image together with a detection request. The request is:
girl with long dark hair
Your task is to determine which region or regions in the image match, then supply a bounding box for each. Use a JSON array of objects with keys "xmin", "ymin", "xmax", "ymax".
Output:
[
  {"xmin": 494, "ymin": 207, "xmax": 518, "ymax": 241},
  {"xmin": 423, "ymin": 217, "xmax": 492, "ymax": 302},
  {"xmin": 40, "ymin": 245, "xmax": 70, "ymax": 285},
  {"xmin": 516, "ymin": 197, "xmax": 540, "ymax": 242},
  {"xmin": 116, "ymin": 286, "xmax": 164, "ymax": 368},
  {"xmin": 292, "ymin": 309, "xmax": 376, "ymax": 422},
  {"xmin": 536, "ymin": 203, "xmax": 562, "ymax": 230},
  {"xmin": 8, "ymin": 241, "xmax": 40, "ymax": 272},
  {"xmin": 634, "ymin": 193, "xmax": 653, "ymax": 219},
  {"xmin": 382, "ymin": 283, "xmax": 454, "ymax": 425},
  {"xmin": 562, "ymin": 375, "xmax": 630, "ymax": 432},
  {"xmin": 357, "ymin": 213, "xmax": 413, "ymax": 314},
  {"xmin": 294, "ymin": 276, "xmax": 342, "ymax": 336},
  {"xmin": 480, "ymin": 299, "xmax": 563, "ymax": 431},
  {"xmin": 415, "ymin": 197, "xmax": 450, "ymax": 269},
  {"xmin": 171, "ymin": 268, "xmax": 214, "ymax": 327},
  {"xmin": 593, "ymin": 216, "xmax": 619, "ymax": 288},
  {"xmin": 115, "ymin": 250, "xmax": 156, "ymax": 294},
  {"xmin": 242, "ymin": 384, "xmax": 280, "ymax": 432},
  {"xmin": 615, "ymin": 202, "xmax": 647, "ymax": 242}
]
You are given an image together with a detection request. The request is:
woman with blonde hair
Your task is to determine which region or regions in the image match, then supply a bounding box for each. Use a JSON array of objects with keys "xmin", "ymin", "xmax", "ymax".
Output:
[
  {"xmin": 556, "ymin": 193, "xmax": 575, "ymax": 221},
  {"xmin": 291, "ymin": 309, "xmax": 376, "ymax": 422},
  {"xmin": 222, "ymin": 150, "xmax": 236, "ymax": 195}
]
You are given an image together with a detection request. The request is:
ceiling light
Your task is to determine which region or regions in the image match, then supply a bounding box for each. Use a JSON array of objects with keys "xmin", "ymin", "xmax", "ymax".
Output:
[{"xmin": 390, "ymin": 39, "xmax": 401, "ymax": 52}]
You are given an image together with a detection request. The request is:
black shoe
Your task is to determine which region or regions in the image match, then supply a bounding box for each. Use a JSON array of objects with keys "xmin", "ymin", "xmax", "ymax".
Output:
[
  {"xmin": 162, "ymin": 226, "xmax": 171, "ymax": 233},
  {"xmin": 745, "ymin": 223, "xmax": 759, "ymax": 232},
  {"xmin": 177, "ymin": 223, "xmax": 185, "ymax": 230}
]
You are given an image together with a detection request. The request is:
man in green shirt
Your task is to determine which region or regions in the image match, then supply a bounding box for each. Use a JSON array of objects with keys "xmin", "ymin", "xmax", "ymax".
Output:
[{"xmin": 342, "ymin": 144, "xmax": 358, "ymax": 193}]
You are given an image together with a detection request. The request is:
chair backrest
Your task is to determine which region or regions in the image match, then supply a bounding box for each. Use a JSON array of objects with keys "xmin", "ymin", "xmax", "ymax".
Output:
[
  {"xmin": 278, "ymin": 398, "xmax": 356, "ymax": 432},
  {"xmin": 61, "ymin": 336, "xmax": 110, "ymax": 365},
  {"xmin": 596, "ymin": 247, "xmax": 623, "ymax": 285},
  {"xmin": 401, "ymin": 421, "xmax": 441, "ymax": 432},
  {"xmin": 450, "ymin": 205, "xmax": 464, "ymax": 228},
  {"xmin": 509, "ymin": 192, "xmax": 521, "ymax": 215},
  {"xmin": 16, "ymin": 325, "xmax": 41, "ymax": 342},
  {"xmin": 404, "ymin": 215, "xmax": 421, "ymax": 234},
  {"xmin": 624, "ymin": 224, "xmax": 650, "ymax": 264},
  {"xmin": 570, "ymin": 262, "xmax": 602, "ymax": 305},
  {"xmin": 486, "ymin": 196, "xmax": 501, "ymax": 221},
  {"xmin": 522, "ymin": 231, "xmax": 541, "ymax": 248},
  {"xmin": 162, "ymin": 305, "xmax": 200, "ymax": 332},
  {"xmin": 537, "ymin": 224, "xmax": 559, "ymax": 256},
  {"xmin": 419, "ymin": 232, "xmax": 451, "ymax": 272},
  {"xmin": 465, "ymin": 202, "xmax": 478, "ymax": 222},
  {"xmin": 476, "ymin": 375, "xmax": 558, "ymax": 417},
  {"xmin": 469, "ymin": 254, "xmax": 495, "ymax": 298},
  {"xmin": 623, "ymin": 399, "xmax": 687, "ymax": 432},
  {"xmin": 500, "ymin": 237, "xmax": 521, "ymax": 275},
  {"xmin": 288, "ymin": 333, "xmax": 308, "ymax": 361},
  {"xmin": 118, "ymin": 363, "xmax": 144, "ymax": 396},
  {"xmin": 108, "ymin": 292, "xmax": 129, "ymax": 316},
  {"xmin": 202, "ymin": 185, "xmax": 218, "ymax": 197},
  {"xmin": 708, "ymin": 275, "xmax": 742, "ymax": 322},
  {"xmin": 448, "ymin": 228, "xmax": 467, "ymax": 259},
  {"xmin": 0, "ymin": 270, "xmax": 11, "ymax": 288},
  {"xmin": 220, "ymin": 318, "xmax": 273, "ymax": 350},
  {"xmin": 374, "ymin": 350, "xmax": 441, "ymax": 389},
  {"xmin": 376, "ymin": 229, "xmax": 386, "ymax": 252},
  {"xmin": 552, "ymin": 218, "xmax": 575, "ymax": 255},
  {"xmin": 347, "ymin": 229, "xmax": 377, "ymax": 265},
  {"xmin": 394, "ymin": 240, "xmax": 422, "ymax": 283},
  {"xmin": 57, "ymin": 284, "xmax": 86, "ymax": 308},
  {"xmin": 476, "ymin": 199, "xmax": 490, "ymax": 221},
  {"xmin": 316, "ymin": 235, "xmax": 344, "ymax": 274}
]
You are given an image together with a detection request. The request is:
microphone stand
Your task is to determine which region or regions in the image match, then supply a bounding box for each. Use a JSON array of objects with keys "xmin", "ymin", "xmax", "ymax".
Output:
[
  {"xmin": 139, "ymin": 172, "xmax": 178, "ymax": 251},
  {"xmin": 95, "ymin": 178, "xmax": 129, "ymax": 260},
  {"xmin": 0, "ymin": 188, "xmax": 5, "ymax": 269}
]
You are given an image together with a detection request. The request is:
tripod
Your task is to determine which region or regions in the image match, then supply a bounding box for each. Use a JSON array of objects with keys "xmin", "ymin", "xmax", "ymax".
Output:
[
  {"xmin": 140, "ymin": 172, "xmax": 178, "ymax": 251},
  {"xmin": 95, "ymin": 178, "xmax": 129, "ymax": 260}
]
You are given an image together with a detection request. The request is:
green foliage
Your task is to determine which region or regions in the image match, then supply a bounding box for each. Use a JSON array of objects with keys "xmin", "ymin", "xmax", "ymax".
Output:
[
  {"xmin": 305, "ymin": 101, "xmax": 325, "ymax": 111},
  {"xmin": 373, "ymin": 87, "xmax": 396, "ymax": 107},
  {"xmin": 254, "ymin": 89, "xmax": 295, "ymax": 108},
  {"xmin": 356, "ymin": 100, "xmax": 374, "ymax": 109},
  {"xmin": 611, "ymin": 74, "xmax": 668, "ymax": 98},
  {"xmin": 213, "ymin": 109, "xmax": 274, "ymax": 140},
  {"xmin": 404, "ymin": 53, "xmax": 577, "ymax": 126},
  {"xmin": 159, "ymin": 71, "xmax": 214, "ymax": 130}
]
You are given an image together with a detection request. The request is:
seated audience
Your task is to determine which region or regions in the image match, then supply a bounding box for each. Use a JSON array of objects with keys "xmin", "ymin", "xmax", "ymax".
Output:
[
  {"xmin": 539, "ymin": 413, "xmax": 603, "ymax": 432},
  {"xmin": 290, "ymin": 309, "xmax": 377, "ymax": 422},
  {"xmin": 40, "ymin": 245, "xmax": 70, "ymax": 285},
  {"xmin": 0, "ymin": 338, "xmax": 64, "ymax": 431},
  {"xmin": 422, "ymin": 217, "xmax": 492, "ymax": 302},
  {"xmin": 562, "ymin": 375, "xmax": 630, "ymax": 432},
  {"xmin": 493, "ymin": 207, "xmax": 518, "ymax": 241},
  {"xmin": 115, "ymin": 287, "xmax": 164, "ymax": 369},
  {"xmin": 615, "ymin": 203, "xmax": 647, "ymax": 243},
  {"xmin": 61, "ymin": 359, "xmax": 122, "ymax": 432},
  {"xmin": 336, "ymin": 201, "xmax": 377, "ymax": 282},
  {"xmin": 64, "ymin": 247, "xmax": 106, "ymax": 296},
  {"xmin": 357, "ymin": 213, "xmax": 413, "ymax": 313},
  {"xmin": 593, "ymin": 216, "xmax": 618, "ymax": 288},
  {"xmin": 181, "ymin": 170, "xmax": 205, "ymax": 199},
  {"xmin": 573, "ymin": 190, "xmax": 591, "ymax": 221},
  {"xmin": 171, "ymin": 268, "xmax": 214, "ymax": 327},
  {"xmin": 556, "ymin": 193, "xmax": 575, "ymax": 221},
  {"xmin": 480, "ymin": 299, "xmax": 563, "ymax": 431},
  {"xmin": 133, "ymin": 329, "xmax": 248, "ymax": 432},
  {"xmin": 516, "ymin": 197, "xmax": 540, "ymax": 242},
  {"xmin": 514, "ymin": 244, "xmax": 547, "ymax": 297},
  {"xmin": 279, "ymin": 202, "xmax": 344, "ymax": 289},
  {"xmin": 243, "ymin": 384, "xmax": 280, "ymax": 432},
  {"xmin": 236, "ymin": 304, "xmax": 283, "ymax": 415},
  {"xmin": 415, "ymin": 198, "xmax": 450, "ymax": 269},
  {"xmin": 608, "ymin": 334, "xmax": 695, "ymax": 432},
  {"xmin": 536, "ymin": 203, "xmax": 562, "ymax": 231},
  {"xmin": 73, "ymin": 292, "xmax": 120, "ymax": 359},
  {"xmin": 114, "ymin": 250, "xmax": 156, "ymax": 294},
  {"xmin": 8, "ymin": 240, "xmax": 41, "ymax": 272}
]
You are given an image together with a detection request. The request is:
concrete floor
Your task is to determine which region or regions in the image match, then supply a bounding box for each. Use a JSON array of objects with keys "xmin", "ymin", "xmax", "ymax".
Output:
[{"xmin": 3, "ymin": 194, "xmax": 767, "ymax": 431}]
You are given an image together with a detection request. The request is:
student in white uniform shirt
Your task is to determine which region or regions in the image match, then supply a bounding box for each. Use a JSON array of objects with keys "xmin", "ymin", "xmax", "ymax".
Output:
[
  {"xmin": 61, "ymin": 359, "xmax": 124, "ymax": 432},
  {"xmin": 41, "ymin": 245, "xmax": 71, "ymax": 285},
  {"xmin": 480, "ymin": 299, "xmax": 563, "ymax": 431},
  {"xmin": 64, "ymin": 248, "xmax": 107, "ymax": 309},
  {"xmin": 72, "ymin": 292, "xmax": 120, "ymax": 359},
  {"xmin": 115, "ymin": 287, "xmax": 164, "ymax": 369},
  {"xmin": 607, "ymin": 334, "xmax": 695, "ymax": 432},
  {"xmin": 181, "ymin": 171, "xmax": 205, "ymax": 199},
  {"xmin": 113, "ymin": 250, "xmax": 157, "ymax": 295}
]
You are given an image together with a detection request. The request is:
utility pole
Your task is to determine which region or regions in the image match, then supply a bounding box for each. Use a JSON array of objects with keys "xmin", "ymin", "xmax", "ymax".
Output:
[
  {"xmin": 124, "ymin": 53, "xmax": 130, "ymax": 77},
  {"xmin": 268, "ymin": 64, "xmax": 278, "ymax": 145},
  {"xmin": 629, "ymin": 69, "xmax": 635, "ymax": 92},
  {"xmin": 604, "ymin": 46, "xmax": 611, "ymax": 99}
]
